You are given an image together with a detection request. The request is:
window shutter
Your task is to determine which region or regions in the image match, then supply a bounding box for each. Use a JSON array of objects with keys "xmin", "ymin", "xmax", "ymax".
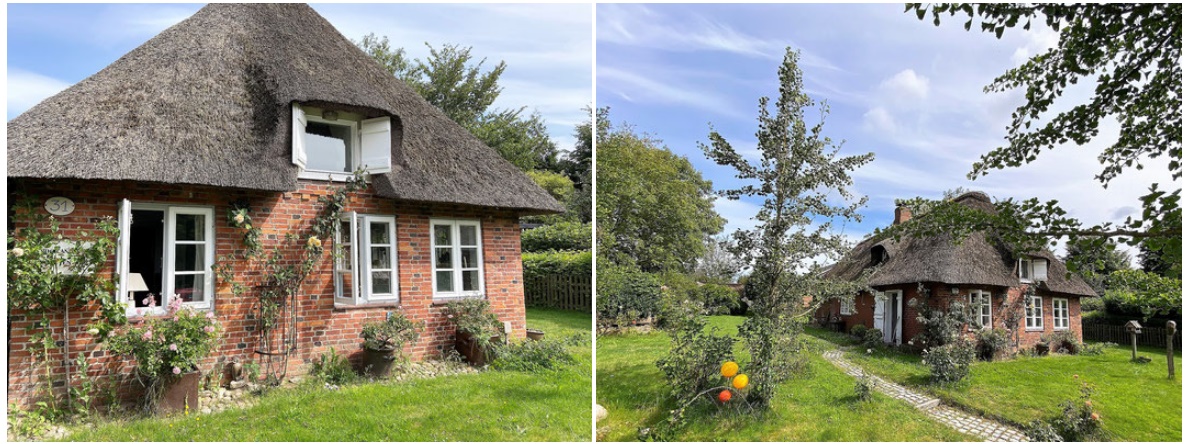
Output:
[
  {"xmin": 1033, "ymin": 259, "xmax": 1048, "ymax": 282},
  {"xmin": 292, "ymin": 104, "xmax": 307, "ymax": 168},
  {"xmin": 116, "ymin": 199, "xmax": 131, "ymax": 305},
  {"xmin": 359, "ymin": 117, "xmax": 392, "ymax": 174}
]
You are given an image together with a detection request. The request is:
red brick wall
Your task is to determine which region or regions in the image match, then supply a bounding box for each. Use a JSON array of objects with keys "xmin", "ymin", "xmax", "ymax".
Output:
[
  {"xmin": 818, "ymin": 282, "xmax": 1082, "ymax": 349},
  {"xmin": 7, "ymin": 178, "xmax": 527, "ymax": 407}
]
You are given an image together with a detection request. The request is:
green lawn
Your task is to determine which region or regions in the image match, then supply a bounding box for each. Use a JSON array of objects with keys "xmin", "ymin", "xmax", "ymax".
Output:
[
  {"xmin": 596, "ymin": 316, "xmax": 973, "ymax": 441},
  {"xmin": 830, "ymin": 332, "xmax": 1182, "ymax": 442},
  {"xmin": 61, "ymin": 307, "xmax": 592, "ymax": 442}
]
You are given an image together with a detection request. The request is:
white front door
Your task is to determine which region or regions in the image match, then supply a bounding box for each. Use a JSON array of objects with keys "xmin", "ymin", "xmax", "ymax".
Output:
[
  {"xmin": 873, "ymin": 291, "xmax": 885, "ymax": 333},
  {"xmin": 882, "ymin": 290, "xmax": 904, "ymax": 345}
]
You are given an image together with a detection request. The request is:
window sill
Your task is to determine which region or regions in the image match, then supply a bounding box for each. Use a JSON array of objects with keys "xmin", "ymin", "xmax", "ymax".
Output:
[
  {"xmin": 1053, "ymin": 327, "xmax": 1069, "ymax": 331},
  {"xmin": 334, "ymin": 301, "xmax": 402, "ymax": 311},
  {"xmin": 432, "ymin": 294, "xmax": 485, "ymax": 306},
  {"xmin": 1026, "ymin": 327, "xmax": 1045, "ymax": 332},
  {"xmin": 298, "ymin": 171, "xmax": 373, "ymax": 182}
]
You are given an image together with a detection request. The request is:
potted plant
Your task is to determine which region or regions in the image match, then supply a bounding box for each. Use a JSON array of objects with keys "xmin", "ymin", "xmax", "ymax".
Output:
[
  {"xmin": 443, "ymin": 298, "xmax": 503, "ymax": 366},
  {"xmin": 360, "ymin": 312, "xmax": 421, "ymax": 377},
  {"xmin": 526, "ymin": 328, "xmax": 545, "ymax": 341},
  {"xmin": 106, "ymin": 296, "xmax": 221, "ymax": 414}
]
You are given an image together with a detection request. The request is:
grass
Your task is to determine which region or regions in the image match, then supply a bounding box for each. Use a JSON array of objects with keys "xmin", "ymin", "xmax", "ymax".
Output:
[
  {"xmin": 596, "ymin": 316, "xmax": 974, "ymax": 441},
  {"xmin": 60, "ymin": 307, "xmax": 591, "ymax": 442},
  {"xmin": 829, "ymin": 332, "xmax": 1182, "ymax": 442}
]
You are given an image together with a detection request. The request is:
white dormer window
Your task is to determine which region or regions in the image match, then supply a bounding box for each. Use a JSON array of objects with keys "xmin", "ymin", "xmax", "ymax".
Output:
[
  {"xmin": 292, "ymin": 104, "xmax": 392, "ymax": 180},
  {"xmin": 1018, "ymin": 256, "xmax": 1049, "ymax": 283},
  {"xmin": 1018, "ymin": 257, "xmax": 1032, "ymax": 282}
]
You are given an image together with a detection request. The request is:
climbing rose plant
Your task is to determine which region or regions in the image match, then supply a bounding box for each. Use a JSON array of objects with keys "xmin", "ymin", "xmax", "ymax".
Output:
[{"xmin": 106, "ymin": 297, "xmax": 222, "ymax": 386}]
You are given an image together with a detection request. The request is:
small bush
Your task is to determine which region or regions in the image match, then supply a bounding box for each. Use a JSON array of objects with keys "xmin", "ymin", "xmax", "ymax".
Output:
[
  {"xmin": 694, "ymin": 283, "xmax": 741, "ymax": 315},
  {"xmin": 312, "ymin": 347, "xmax": 357, "ymax": 385},
  {"xmin": 597, "ymin": 262, "xmax": 662, "ymax": 329},
  {"xmin": 492, "ymin": 336, "xmax": 578, "ymax": 372},
  {"xmin": 1080, "ymin": 296, "xmax": 1104, "ymax": 313},
  {"xmin": 974, "ymin": 328, "xmax": 1011, "ymax": 361},
  {"xmin": 523, "ymin": 250, "xmax": 592, "ymax": 279},
  {"xmin": 1080, "ymin": 342, "xmax": 1109, "ymax": 356},
  {"xmin": 862, "ymin": 328, "xmax": 883, "ymax": 348},
  {"xmin": 854, "ymin": 373, "xmax": 874, "ymax": 402},
  {"xmin": 1043, "ymin": 330, "xmax": 1082, "ymax": 355},
  {"xmin": 1025, "ymin": 382, "xmax": 1107, "ymax": 441},
  {"xmin": 521, "ymin": 221, "xmax": 591, "ymax": 253},
  {"xmin": 850, "ymin": 324, "xmax": 868, "ymax": 339},
  {"xmin": 656, "ymin": 297, "xmax": 736, "ymax": 403},
  {"xmin": 923, "ymin": 339, "xmax": 975, "ymax": 384}
]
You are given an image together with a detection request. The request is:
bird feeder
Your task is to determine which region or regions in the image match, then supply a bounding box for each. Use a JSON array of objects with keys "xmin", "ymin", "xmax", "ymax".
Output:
[{"xmin": 1125, "ymin": 320, "xmax": 1143, "ymax": 361}]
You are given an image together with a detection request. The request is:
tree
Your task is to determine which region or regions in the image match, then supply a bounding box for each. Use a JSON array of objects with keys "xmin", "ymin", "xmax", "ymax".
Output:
[
  {"xmin": 597, "ymin": 108, "xmax": 725, "ymax": 273},
  {"xmin": 1104, "ymin": 269, "xmax": 1182, "ymax": 322},
  {"xmin": 356, "ymin": 34, "xmax": 560, "ymax": 172},
  {"xmin": 894, "ymin": 4, "xmax": 1181, "ymax": 271},
  {"xmin": 1137, "ymin": 241, "xmax": 1174, "ymax": 277},
  {"xmin": 693, "ymin": 235, "xmax": 745, "ymax": 283},
  {"xmin": 1061, "ymin": 238, "xmax": 1131, "ymax": 295},
  {"xmin": 562, "ymin": 107, "xmax": 594, "ymax": 224},
  {"xmin": 700, "ymin": 48, "xmax": 874, "ymax": 407}
]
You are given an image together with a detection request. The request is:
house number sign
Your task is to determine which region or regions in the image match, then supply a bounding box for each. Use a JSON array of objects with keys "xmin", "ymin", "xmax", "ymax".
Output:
[{"xmin": 44, "ymin": 196, "xmax": 75, "ymax": 216}]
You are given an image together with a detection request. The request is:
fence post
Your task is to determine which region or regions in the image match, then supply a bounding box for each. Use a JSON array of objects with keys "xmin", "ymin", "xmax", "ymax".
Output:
[{"xmin": 1168, "ymin": 321, "xmax": 1176, "ymax": 379}]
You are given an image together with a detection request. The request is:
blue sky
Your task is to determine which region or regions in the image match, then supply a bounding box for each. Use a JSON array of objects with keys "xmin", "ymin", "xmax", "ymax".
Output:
[
  {"xmin": 6, "ymin": 3, "xmax": 593, "ymax": 151},
  {"xmin": 597, "ymin": 3, "xmax": 1176, "ymax": 259}
]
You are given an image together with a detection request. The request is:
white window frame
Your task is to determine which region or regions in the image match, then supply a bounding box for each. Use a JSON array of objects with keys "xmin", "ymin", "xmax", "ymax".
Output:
[
  {"xmin": 294, "ymin": 104, "xmax": 392, "ymax": 181},
  {"xmin": 334, "ymin": 213, "xmax": 399, "ymax": 305},
  {"xmin": 299, "ymin": 111, "xmax": 361, "ymax": 181},
  {"xmin": 430, "ymin": 219, "xmax": 485, "ymax": 300},
  {"xmin": 1018, "ymin": 257, "xmax": 1032, "ymax": 283},
  {"xmin": 839, "ymin": 297, "xmax": 853, "ymax": 316},
  {"xmin": 969, "ymin": 289, "xmax": 992, "ymax": 329},
  {"xmin": 1052, "ymin": 298, "xmax": 1070, "ymax": 330},
  {"xmin": 117, "ymin": 202, "xmax": 216, "ymax": 315},
  {"xmin": 1025, "ymin": 294, "xmax": 1044, "ymax": 331}
]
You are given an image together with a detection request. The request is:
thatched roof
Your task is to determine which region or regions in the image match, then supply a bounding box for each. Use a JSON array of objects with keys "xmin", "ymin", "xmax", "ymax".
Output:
[
  {"xmin": 825, "ymin": 192, "xmax": 1096, "ymax": 297},
  {"xmin": 7, "ymin": 3, "xmax": 563, "ymax": 214}
]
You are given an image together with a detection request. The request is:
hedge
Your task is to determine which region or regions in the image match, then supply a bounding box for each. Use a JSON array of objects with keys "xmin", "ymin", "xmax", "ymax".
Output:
[{"xmin": 521, "ymin": 221, "xmax": 592, "ymax": 253}]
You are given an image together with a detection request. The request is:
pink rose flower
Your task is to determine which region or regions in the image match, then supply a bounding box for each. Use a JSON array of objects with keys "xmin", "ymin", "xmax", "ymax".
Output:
[
  {"xmin": 204, "ymin": 326, "xmax": 215, "ymax": 333},
  {"xmin": 173, "ymin": 366, "xmax": 181, "ymax": 375},
  {"xmin": 169, "ymin": 343, "xmax": 178, "ymax": 351},
  {"xmin": 206, "ymin": 312, "xmax": 216, "ymax": 320},
  {"xmin": 142, "ymin": 330, "xmax": 152, "ymax": 340}
]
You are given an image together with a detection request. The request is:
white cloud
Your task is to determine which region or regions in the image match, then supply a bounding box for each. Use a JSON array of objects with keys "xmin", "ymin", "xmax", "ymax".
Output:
[
  {"xmin": 862, "ymin": 107, "xmax": 897, "ymax": 133},
  {"xmin": 598, "ymin": 66, "xmax": 745, "ymax": 119},
  {"xmin": 7, "ymin": 70, "xmax": 71, "ymax": 118},
  {"xmin": 1010, "ymin": 25, "xmax": 1060, "ymax": 66},
  {"xmin": 880, "ymin": 69, "xmax": 930, "ymax": 102},
  {"xmin": 713, "ymin": 197, "xmax": 762, "ymax": 234}
]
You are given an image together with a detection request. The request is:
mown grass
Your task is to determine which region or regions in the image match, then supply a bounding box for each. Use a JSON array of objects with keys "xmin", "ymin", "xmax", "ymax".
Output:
[
  {"xmin": 596, "ymin": 316, "xmax": 973, "ymax": 441},
  {"xmin": 831, "ymin": 332, "xmax": 1182, "ymax": 442},
  {"xmin": 61, "ymin": 307, "xmax": 592, "ymax": 442}
]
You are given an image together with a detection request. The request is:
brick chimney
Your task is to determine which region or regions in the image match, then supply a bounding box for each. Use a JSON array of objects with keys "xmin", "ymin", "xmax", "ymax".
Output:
[{"xmin": 894, "ymin": 205, "xmax": 912, "ymax": 225}]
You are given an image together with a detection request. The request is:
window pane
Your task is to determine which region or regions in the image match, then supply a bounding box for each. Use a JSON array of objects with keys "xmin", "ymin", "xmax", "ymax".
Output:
[
  {"xmin": 336, "ymin": 271, "xmax": 354, "ymax": 300},
  {"xmin": 460, "ymin": 225, "xmax": 478, "ymax": 246},
  {"xmin": 461, "ymin": 247, "xmax": 478, "ymax": 268},
  {"xmin": 434, "ymin": 225, "xmax": 452, "ymax": 245},
  {"xmin": 175, "ymin": 274, "xmax": 204, "ymax": 302},
  {"xmin": 305, "ymin": 121, "xmax": 351, "ymax": 172},
  {"xmin": 370, "ymin": 222, "xmax": 390, "ymax": 244},
  {"xmin": 436, "ymin": 271, "xmax": 453, "ymax": 293},
  {"xmin": 175, "ymin": 214, "xmax": 205, "ymax": 241},
  {"xmin": 435, "ymin": 248, "xmax": 453, "ymax": 269},
  {"xmin": 341, "ymin": 220, "xmax": 352, "ymax": 244},
  {"xmin": 371, "ymin": 246, "xmax": 391, "ymax": 269},
  {"xmin": 462, "ymin": 270, "xmax": 479, "ymax": 292},
  {"xmin": 371, "ymin": 271, "xmax": 392, "ymax": 294},
  {"xmin": 175, "ymin": 244, "xmax": 205, "ymax": 271},
  {"xmin": 337, "ymin": 243, "xmax": 352, "ymax": 270}
]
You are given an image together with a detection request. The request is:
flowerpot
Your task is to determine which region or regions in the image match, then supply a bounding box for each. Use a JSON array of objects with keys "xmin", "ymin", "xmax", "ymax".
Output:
[
  {"xmin": 526, "ymin": 329, "xmax": 545, "ymax": 341},
  {"xmin": 456, "ymin": 331, "xmax": 501, "ymax": 366},
  {"xmin": 159, "ymin": 371, "xmax": 201, "ymax": 414},
  {"xmin": 362, "ymin": 346, "xmax": 397, "ymax": 377}
]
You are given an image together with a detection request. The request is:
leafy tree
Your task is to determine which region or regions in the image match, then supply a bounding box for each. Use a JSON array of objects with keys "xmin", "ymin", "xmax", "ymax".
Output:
[
  {"xmin": 895, "ymin": 4, "xmax": 1181, "ymax": 271},
  {"xmin": 1061, "ymin": 238, "xmax": 1131, "ymax": 295},
  {"xmin": 562, "ymin": 107, "xmax": 594, "ymax": 224},
  {"xmin": 1104, "ymin": 269, "xmax": 1182, "ymax": 322},
  {"xmin": 356, "ymin": 34, "xmax": 561, "ymax": 172},
  {"xmin": 693, "ymin": 235, "xmax": 744, "ymax": 283},
  {"xmin": 597, "ymin": 109, "xmax": 725, "ymax": 273},
  {"xmin": 1137, "ymin": 241, "xmax": 1174, "ymax": 277},
  {"xmin": 700, "ymin": 48, "xmax": 874, "ymax": 408}
]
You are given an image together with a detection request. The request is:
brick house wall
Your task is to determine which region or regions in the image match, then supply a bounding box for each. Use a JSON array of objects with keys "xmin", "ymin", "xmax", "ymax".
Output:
[
  {"xmin": 7, "ymin": 178, "xmax": 527, "ymax": 407},
  {"xmin": 818, "ymin": 282, "xmax": 1082, "ymax": 349}
]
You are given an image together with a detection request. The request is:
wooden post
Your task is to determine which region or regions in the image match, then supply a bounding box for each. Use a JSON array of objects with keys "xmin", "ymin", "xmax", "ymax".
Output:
[{"xmin": 1168, "ymin": 321, "xmax": 1177, "ymax": 379}]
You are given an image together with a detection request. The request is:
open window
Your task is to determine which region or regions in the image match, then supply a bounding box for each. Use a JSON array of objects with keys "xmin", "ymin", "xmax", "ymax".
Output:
[
  {"xmin": 115, "ymin": 200, "xmax": 215, "ymax": 315},
  {"xmin": 292, "ymin": 104, "xmax": 392, "ymax": 179},
  {"xmin": 334, "ymin": 213, "xmax": 398, "ymax": 305},
  {"xmin": 430, "ymin": 219, "xmax": 484, "ymax": 300}
]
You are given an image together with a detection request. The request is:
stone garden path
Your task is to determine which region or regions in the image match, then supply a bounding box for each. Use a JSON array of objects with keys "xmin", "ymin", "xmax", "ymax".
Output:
[{"xmin": 822, "ymin": 350, "xmax": 1029, "ymax": 442}]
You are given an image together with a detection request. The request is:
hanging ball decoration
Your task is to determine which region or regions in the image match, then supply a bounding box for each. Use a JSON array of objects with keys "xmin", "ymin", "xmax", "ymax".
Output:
[
  {"xmin": 718, "ymin": 389, "xmax": 732, "ymax": 402},
  {"xmin": 732, "ymin": 374, "xmax": 749, "ymax": 390},
  {"xmin": 721, "ymin": 361, "xmax": 739, "ymax": 378}
]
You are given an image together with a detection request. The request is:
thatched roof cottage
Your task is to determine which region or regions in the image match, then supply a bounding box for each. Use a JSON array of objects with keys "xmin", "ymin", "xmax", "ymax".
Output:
[
  {"xmin": 7, "ymin": 3, "xmax": 561, "ymax": 406},
  {"xmin": 817, "ymin": 192, "xmax": 1096, "ymax": 349}
]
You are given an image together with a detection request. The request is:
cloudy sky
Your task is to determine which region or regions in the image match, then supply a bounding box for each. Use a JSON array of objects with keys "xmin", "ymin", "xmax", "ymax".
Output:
[
  {"xmin": 597, "ymin": 3, "xmax": 1175, "ymax": 260},
  {"xmin": 7, "ymin": 3, "xmax": 593, "ymax": 150}
]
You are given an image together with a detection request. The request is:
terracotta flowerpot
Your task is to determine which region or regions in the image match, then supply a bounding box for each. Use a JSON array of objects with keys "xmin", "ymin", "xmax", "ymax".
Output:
[
  {"xmin": 526, "ymin": 329, "xmax": 545, "ymax": 341},
  {"xmin": 362, "ymin": 346, "xmax": 397, "ymax": 377},
  {"xmin": 159, "ymin": 371, "xmax": 201, "ymax": 414},
  {"xmin": 456, "ymin": 331, "xmax": 501, "ymax": 366}
]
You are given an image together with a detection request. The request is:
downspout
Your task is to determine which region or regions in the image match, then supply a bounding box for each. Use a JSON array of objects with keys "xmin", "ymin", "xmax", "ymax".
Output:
[{"xmin": 64, "ymin": 300, "xmax": 71, "ymax": 408}]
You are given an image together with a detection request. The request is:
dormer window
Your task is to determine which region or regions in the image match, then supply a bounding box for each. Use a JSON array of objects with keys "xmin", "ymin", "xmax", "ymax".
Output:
[
  {"xmin": 292, "ymin": 103, "xmax": 392, "ymax": 179},
  {"xmin": 1018, "ymin": 256, "xmax": 1048, "ymax": 283},
  {"xmin": 871, "ymin": 245, "xmax": 889, "ymax": 265}
]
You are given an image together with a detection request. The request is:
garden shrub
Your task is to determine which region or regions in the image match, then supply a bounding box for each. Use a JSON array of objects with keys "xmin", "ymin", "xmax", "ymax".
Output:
[
  {"xmin": 492, "ymin": 336, "xmax": 579, "ymax": 372},
  {"xmin": 910, "ymin": 292, "xmax": 973, "ymax": 349},
  {"xmin": 694, "ymin": 283, "xmax": 741, "ymax": 315},
  {"xmin": 1025, "ymin": 381, "xmax": 1107, "ymax": 441},
  {"xmin": 522, "ymin": 250, "xmax": 592, "ymax": 279},
  {"xmin": 597, "ymin": 262, "xmax": 662, "ymax": 329},
  {"xmin": 922, "ymin": 339, "xmax": 975, "ymax": 384},
  {"xmin": 1080, "ymin": 342, "xmax": 1109, "ymax": 356},
  {"xmin": 1042, "ymin": 330, "xmax": 1082, "ymax": 355},
  {"xmin": 974, "ymin": 328, "xmax": 1010, "ymax": 361},
  {"xmin": 520, "ymin": 221, "xmax": 591, "ymax": 253},
  {"xmin": 656, "ymin": 298, "xmax": 737, "ymax": 403},
  {"xmin": 1079, "ymin": 296, "xmax": 1104, "ymax": 313},
  {"xmin": 850, "ymin": 324, "xmax": 868, "ymax": 339},
  {"xmin": 311, "ymin": 347, "xmax": 357, "ymax": 385},
  {"xmin": 854, "ymin": 373, "xmax": 874, "ymax": 402},
  {"xmin": 862, "ymin": 328, "xmax": 883, "ymax": 348}
]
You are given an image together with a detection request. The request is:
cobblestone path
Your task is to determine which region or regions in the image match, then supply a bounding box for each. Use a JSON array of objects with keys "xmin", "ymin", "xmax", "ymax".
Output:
[{"xmin": 822, "ymin": 350, "xmax": 1029, "ymax": 442}]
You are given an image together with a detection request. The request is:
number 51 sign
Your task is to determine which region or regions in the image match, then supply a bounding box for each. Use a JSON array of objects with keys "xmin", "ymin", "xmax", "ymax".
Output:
[{"xmin": 44, "ymin": 196, "xmax": 75, "ymax": 216}]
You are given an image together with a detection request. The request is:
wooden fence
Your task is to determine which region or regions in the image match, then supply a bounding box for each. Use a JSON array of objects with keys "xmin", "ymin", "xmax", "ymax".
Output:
[
  {"xmin": 525, "ymin": 274, "xmax": 591, "ymax": 312},
  {"xmin": 1083, "ymin": 322, "xmax": 1181, "ymax": 349}
]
